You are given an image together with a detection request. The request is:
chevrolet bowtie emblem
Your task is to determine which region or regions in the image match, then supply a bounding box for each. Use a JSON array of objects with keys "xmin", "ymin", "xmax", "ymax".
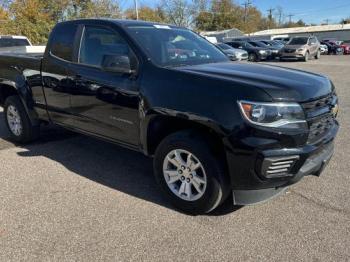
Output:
[{"xmin": 332, "ymin": 104, "xmax": 339, "ymax": 117}]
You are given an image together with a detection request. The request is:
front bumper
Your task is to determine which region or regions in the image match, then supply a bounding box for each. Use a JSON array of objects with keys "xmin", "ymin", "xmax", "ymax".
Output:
[
  {"xmin": 280, "ymin": 51, "xmax": 305, "ymax": 59},
  {"xmin": 224, "ymin": 121, "xmax": 339, "ymax": 205}
]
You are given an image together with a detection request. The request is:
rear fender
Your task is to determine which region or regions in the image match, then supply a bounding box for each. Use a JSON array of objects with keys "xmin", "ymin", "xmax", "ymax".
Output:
[{"xmin": 0, "ymin": 76, "xmax": 40, "ymax": 126}]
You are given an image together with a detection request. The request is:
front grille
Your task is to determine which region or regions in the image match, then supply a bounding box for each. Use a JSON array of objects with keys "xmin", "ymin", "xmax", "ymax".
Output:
[
  {"xmin": 302, "ymin": 93, "xmax": 338, "ymax": 144},
  {"xmin": 308, "ymin": 115, "xmax": 335, "ymax": 143},
  {"xmin": 261, "ymin": 155, "xmax": 299, "ymax": 178},
  {"xmin": 285, "ymin": 49, "xmax": 296, "ymax": 53}
]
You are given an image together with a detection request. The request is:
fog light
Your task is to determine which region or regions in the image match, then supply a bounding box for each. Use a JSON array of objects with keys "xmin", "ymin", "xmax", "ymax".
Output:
[{"xmin": 261, "ymin": 155, "xmax": 299, "ymax": 178}]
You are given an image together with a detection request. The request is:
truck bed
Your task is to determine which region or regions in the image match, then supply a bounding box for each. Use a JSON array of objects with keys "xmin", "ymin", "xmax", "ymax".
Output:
[{"xmin": 0, "ymin": 52, "xmax": 42, "ymax": 74}]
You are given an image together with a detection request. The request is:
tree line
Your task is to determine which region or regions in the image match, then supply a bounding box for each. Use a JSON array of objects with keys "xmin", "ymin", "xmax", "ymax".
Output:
[{"xmin": 0, "ymin": 0, "xmax": 327, "ymax": 44}]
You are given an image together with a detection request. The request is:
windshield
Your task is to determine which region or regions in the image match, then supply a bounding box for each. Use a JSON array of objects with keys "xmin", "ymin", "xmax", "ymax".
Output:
[
  {"xmin": 217, "ymin": 43, "xmax": 232, "ymax": 50},
  {"xmin": 288, "ymin": 37, "xmax": 308, "ymax": 45},
  {"xmin": 0, "ymin": 38, "xmax": 30, "ymax": 47},
  {"xmin": 249, "ymin": 41, "xmax": 267, "ymax": 48},
  {"xmin": 126, "ymin": 25, "xmax": 228, "ymax": 67}
]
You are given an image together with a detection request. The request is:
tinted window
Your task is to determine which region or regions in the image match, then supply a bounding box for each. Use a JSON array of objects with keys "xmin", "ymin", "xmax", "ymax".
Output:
[
  {"xmin": 0, "ymin": 38, "xmax": 30, "ymax": 47},
  {"xmin": 126, "ymin": 25, "xmax": 228, "ymax": 67},
  {"xmin": 50, "ymin": 23, "xmax": 78, "ymax": 61},
  {"xmin": 217, "ymin": 43, "xmax": 231, "ymax": 50},
  {"xmin": 79, "ymin": 26, "xmax": 130, "ymax": 67}
]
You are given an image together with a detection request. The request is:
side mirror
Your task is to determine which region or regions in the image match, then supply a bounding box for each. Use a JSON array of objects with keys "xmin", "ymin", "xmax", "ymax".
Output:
[{"xmin": 101, "ymin": 55, "xmax": 136, "ymax": 75}]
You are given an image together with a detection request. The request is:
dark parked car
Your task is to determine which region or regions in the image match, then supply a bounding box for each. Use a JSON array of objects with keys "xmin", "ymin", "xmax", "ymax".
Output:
[
  {"xmin": 321, "ymin": 41, "xmax": 344, "ymax": 55},
  {"xmin": 0, "ymin": 19, "xmax": 339, "ymax": 215},
  {"xmin": 260, "ymin": 40, "xmax": 284, "ymax": 50},
  {"xmin": 226, "ymin": 41, "xmax": 271, "ymax": 62},
  {"xmin": 248, "ymin": 41, "xmax": 280, "ymax": 59}
]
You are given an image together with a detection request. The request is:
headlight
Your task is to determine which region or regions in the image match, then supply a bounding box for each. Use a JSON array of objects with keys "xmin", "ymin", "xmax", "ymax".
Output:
[
  {"xmin": 297, "ymin": 48, "xmax": 304, "ymax": 52},
  {"xmin": 238, "ymin": 101, "xmax": 307, "ymax": 129},
  {"xmin": 259, "ymin": 50, "xmax": 266, "ymax": 54}
]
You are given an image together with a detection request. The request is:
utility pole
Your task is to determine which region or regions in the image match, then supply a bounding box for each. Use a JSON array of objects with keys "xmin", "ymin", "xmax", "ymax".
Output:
[
  {"xmin": 242, "ymin": 0, "xmax": 252, "ymax": 24},
  {"xmin": 287, "ymin": 14, "xmax": 295, "ymax": 24},
  {"xmin": 134, "ymin": 0, "xmax": 139, "ymax": 20},
  {"xmin": 267, "ymin": 8, "xmax": 275, "ymax": 29}
]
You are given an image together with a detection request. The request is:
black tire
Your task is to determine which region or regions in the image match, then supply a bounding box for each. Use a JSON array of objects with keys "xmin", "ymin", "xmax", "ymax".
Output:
[
  {"xmin": 154, "ymin": 130, "xmax": 230, "ymax": 215},
  {"xmin": 303, "ymin": 52, "xmax": 309, "ymax": 62},
  {"xmin": 4, "ymin": 95, "xmax": 40, "ymax": 143},
  {"xmin": 248, "ymin": 53, "xmax": 258, "ymax": 62},
  {"xmin": 315, "ymin": 50, "xmax": 321, "ymax": 59}
]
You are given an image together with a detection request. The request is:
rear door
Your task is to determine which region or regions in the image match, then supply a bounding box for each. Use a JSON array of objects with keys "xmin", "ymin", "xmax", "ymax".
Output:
[
  {"xmin": 41, "ymin": 22, "xmax": 80, "ymax": 126},
  {"xmin": 67, "ymin": 24, "xmax": 140, "ymax": 146}
]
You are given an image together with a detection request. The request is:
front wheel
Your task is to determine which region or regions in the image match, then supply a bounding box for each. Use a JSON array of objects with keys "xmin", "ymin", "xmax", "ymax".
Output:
[
  {"xmin": 154, "ymin": 131, "xmax": 230, "ymax": 215},
  {"xmin": 303, "ymin": 52, "xmax": 309, "ymax": 62},
  {"xmin": 248, "ymin": 53, "xmax": 258, "ymax": 62},
  {"xmin": 4, "ymin": 95, "xmax": 40, "ymax": 143},
  {"xmin": 315, "ymin": 50, "xmax": 321, "ymax": 59}
]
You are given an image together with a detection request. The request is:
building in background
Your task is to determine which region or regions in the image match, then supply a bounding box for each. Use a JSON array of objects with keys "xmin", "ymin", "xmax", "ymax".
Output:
[
  {"xmin": 249, "ymin": 24, "xmax": 350, "ymax": 41},
  {"xmin": 201, "ymin": 29, "xmax": 244, "ymax": 43},
  {"xmin": 202, "ymin": 24, "xmax": 350, "ymax": 43}
]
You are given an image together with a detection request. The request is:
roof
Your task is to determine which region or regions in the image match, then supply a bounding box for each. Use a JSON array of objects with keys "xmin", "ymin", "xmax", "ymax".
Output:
[
  {"xmin": 59, "ymin": 18, "xmax": 184, "ymax": 29},
  {"xmin": 0, "ymin": 35, "xmax": 29, "ymax": 39},
  {"xmin": 251, "ymin": 23, "xmax": 350, "ymax": 36},
  {"xmin": 202, "ymin": 28, "xmax": 244, "ymax": 36}
]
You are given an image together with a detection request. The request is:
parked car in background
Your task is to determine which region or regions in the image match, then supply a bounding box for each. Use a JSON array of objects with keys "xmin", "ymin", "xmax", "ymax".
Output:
[
  {"xmin": 321, "ymin": 41, "xmax": 344, "ymax": 55},
  {"xmin": 0, "ymin": 35, "xmax": 32, "ymax": 48},
  {"xmin": 320, "ymin": 44, "xmax": 329, "ymax": 54},
  {"xmin": 273, "ymin": 37, "xmax": 290, "ymax": 44},
  {"xmin": 260, "ymin": 40, "xmax": 284, "ymax": 49},
  {"xmin": 226, "ymin": 41, "xmax": 271, "ymax": 62},
  {"xmin": 248, "ymin": 41, "xmax": 280, "ymax": 59},
  {"xmin": 339, "ymin": 41, "xmax": 350, "ymax": 54},
  {"xmin": 215, "ymin": 43, "xmax": 248, "ymax": 61},
  {"xmin": 280, "ymin": 36, "xmax": 321, "ymax": 62}
]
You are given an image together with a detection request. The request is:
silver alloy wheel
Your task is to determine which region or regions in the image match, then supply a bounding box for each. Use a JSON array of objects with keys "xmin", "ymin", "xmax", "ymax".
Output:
[
  {"xmin": 6, "ymin": 105, "xmax": 23, "ymax": 136},
  {"xmin": 163, "ymin": 149, "xmax": 207, "ymax": 201}
]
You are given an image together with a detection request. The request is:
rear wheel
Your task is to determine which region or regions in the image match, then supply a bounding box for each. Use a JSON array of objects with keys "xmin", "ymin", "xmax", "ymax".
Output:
[
  {"xmin": 4, "ymin": 95, "xmax": 40, "ymax": 143},
  {"xmin": 154, "ymin": 130, "xmax": 230, "ymax": 215}
]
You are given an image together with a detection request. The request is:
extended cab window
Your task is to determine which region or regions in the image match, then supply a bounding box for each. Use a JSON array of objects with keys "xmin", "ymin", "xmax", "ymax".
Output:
[
  {"xmin": 50, "ymin": 24, "xmax": 78, "ymax": 61},
  {"xmin": 79, "ymin": 26, "xmax": 130, "ymax": 67}
]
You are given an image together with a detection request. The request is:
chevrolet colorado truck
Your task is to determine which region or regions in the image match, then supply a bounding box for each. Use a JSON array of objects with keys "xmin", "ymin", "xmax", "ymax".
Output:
[{"xmin": 0, "ymin": 19, "xmax": 339, "ymax": 214}]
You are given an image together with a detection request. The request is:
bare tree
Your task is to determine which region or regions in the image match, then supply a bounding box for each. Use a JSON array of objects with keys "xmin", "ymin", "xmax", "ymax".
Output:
[
  {"xmin": 274, "ymin": 6, "xmax": 284, "ymax": 26},
  {"xmin": 160, "ymin": 0, "xmax": 195, "ymax": 27}
]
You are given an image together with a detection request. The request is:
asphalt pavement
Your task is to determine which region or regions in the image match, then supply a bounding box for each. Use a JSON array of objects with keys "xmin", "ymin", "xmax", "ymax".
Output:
[{"xmin": 0, "ymin": 56, "xmax": 349, "ymax": 261}]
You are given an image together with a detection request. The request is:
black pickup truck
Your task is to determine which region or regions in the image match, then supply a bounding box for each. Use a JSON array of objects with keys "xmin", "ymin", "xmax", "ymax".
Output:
[{"xmin": 0, "ymin": 19, "xmax": 339, "ymax": 214}]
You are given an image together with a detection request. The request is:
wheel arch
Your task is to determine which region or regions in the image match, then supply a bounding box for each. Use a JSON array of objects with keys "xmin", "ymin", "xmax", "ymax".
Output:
[
  {"xmin": 142, "ymin": 113, "xmax": 228, "ymax": 161},
  {"xmin": 0, "ymin": 80, "xmax": 39, "ymax": 125}
]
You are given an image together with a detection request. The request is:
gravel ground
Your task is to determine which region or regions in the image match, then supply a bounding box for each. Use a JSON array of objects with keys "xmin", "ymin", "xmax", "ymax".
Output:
[{"xmin": 0, "ymin": 56, "xmax": 349, "ymax": 261}]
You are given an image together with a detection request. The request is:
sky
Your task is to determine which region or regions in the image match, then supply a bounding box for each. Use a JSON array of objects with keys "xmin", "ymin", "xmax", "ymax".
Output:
[{"xmin": 121, "ymin": 0, "xmax": 350, "ymax": 25}]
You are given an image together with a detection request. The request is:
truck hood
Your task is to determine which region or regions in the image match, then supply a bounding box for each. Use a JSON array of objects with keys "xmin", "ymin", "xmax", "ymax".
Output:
[{"xmin": 175, "ymin": 62, "xmax": 333, "ymax": 102}]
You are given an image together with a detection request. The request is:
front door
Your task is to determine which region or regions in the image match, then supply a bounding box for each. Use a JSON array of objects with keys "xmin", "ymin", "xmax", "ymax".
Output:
[{"xmin": 67, "ymin": 25, "xmax": 140, "ymax": 146}]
